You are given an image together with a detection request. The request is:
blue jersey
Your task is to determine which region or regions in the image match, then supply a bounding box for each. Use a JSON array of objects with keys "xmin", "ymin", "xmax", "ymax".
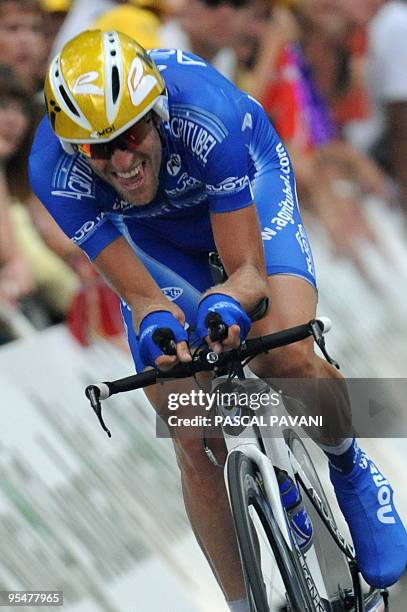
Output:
[
  {"xmin": 30, "ymin": 50, "xmax": 316, "ymax": 371},
  {"xmin": 29, "ymin": 49, "xmax": 283, "ymax": 259}
]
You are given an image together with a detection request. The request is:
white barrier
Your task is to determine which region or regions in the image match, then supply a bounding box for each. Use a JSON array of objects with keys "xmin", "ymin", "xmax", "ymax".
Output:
[{"xmin": 0, "ymin": 327, "xmax": 225, "ymax": 612}]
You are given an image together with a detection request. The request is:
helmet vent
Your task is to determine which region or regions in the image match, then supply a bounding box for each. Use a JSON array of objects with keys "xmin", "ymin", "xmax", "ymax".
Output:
[
  {"xmin": 59, "ymin": 85, "xmax": 80, "ymax": 117},
  {"xmin": 103, "ymin": 31, "xmax": 123, "ymax": 125},
  {"xmin": 112, "ymin": 66, "xmax": 120, "ymax": 104}
]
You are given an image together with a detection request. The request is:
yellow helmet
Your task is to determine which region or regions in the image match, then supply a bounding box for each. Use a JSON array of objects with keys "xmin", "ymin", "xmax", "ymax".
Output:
[{"xmin": 44, "ymin": 29, "xmax": 168, "ymax": 153}]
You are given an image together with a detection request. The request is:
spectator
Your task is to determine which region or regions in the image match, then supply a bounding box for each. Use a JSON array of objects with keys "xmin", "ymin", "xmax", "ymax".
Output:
[
  {"xmin": 0, "ymin": 0, "xmax": 46, "ymax": 96},
  {"xmin": 92, "ymin": 1, "xmax": 161, "ymax": 49},
  {"xmin": 237, "ymin": 1, "xmax": 390, "ymax": 274},
  {"xmin": 39, "ymin": 0, "xmax": 71, "ymax": 72},
  {"xmin": 160, "ymin": 0, "xmax": 254, "ymax": 80},
  {"xmin": 340, "ymin": 0, "xmax": 407, "ymax": 216},
  {"xmin": 0, "ymin": 1, "xmax": 48, "ymax": 206},
  {"xmin": 0, "ymin": 66, "xmax": 36, "ymax": 337},
  {"xmin": 0, "ymin": 64, "xmax": 78, "ymax": 325},
  {"xmin": 0, "ymin": 193, "xmax": 34, "ymax": 310},
  {"xmin": 50, "ymin": 0, "xmax": 115, "ymax": 56},
  {"xmin": 0, "ymin": 3, "xmax": 124, "ymax": 345}
]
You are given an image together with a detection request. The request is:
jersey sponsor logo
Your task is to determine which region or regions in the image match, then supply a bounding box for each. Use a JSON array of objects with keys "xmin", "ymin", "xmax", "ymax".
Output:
[
  {"xmin": 71, "ymin": 212, "xmax": 108, "ymax": 245},
  {"xmin": 165, "ymin": 171, "xmax": 203, "ymax": 198},
  {"xmin": 276, "ymin": 141, "xmax": 291, "ymax": 175},
  {"xmin": 112, "ymin": 198, "xmax": 139, "ymax": 212},
  {"xmin": 261, "ymin": 143, "xmax": 297, "ymax": 240},
  {"xmin": 52, "ymin": 155, "xmax": 95, "ymax": 200},
  {"xmin": 241, "ymin": 113, "xmax": 253, "ymax": 131},
  {"xmin": 295, "ymin": 224, "xmax": 314, "ymax": 277},
  {"xmin": 206, "ymin": 175, "xmax": 250, "ymax": 195},
  {"xmin": 161, "ymin": 287, "xmax": 183, "ymax": 301},
  {"xmin": 170, "ymin": 116, "xmax": 217, "ymax": 165},
  {"xmin": 150, "ymin": 49, "xmax": 207, "ymax": 69},
  {"xmin": 72, "ymin": 71, "xmax": 104, "ymax": 96},
  {"xmin": 169, "ymin": 105, "xmax": 228, "ymax": 165},
  {"xmin": 166, "ymin": 153, "xmax": 182, "ymax": 177}
]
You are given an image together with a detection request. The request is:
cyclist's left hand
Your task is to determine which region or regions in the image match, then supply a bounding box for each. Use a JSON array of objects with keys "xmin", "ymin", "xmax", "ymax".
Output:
[{"xmin": 196, "ymin": 293, "xmax": 251, "ymax": 353}]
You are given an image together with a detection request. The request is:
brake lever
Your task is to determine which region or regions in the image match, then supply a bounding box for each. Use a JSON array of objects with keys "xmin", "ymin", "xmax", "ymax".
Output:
[
  {"xmin": 85, "ymin": 385, "xmax": 112, "ymax": 437},
  {"xmin": 205, "ymin": 311, "xmax": 228, "ymax": 342},
  {"xmin": 152, "ymin": 327, "xmax": 177, "ymax": 355},
  {"xmin": 309, "ymin": 319, "xmax": 340, "ymax": 369}
]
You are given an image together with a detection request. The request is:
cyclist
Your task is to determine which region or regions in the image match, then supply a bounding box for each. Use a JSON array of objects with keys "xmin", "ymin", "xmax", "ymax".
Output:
[{"xmin": 29, "ymin": 30, "xmax": 407, "ymax": 611}]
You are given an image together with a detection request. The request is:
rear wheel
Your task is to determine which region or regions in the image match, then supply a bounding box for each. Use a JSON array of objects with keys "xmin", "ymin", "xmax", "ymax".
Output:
[{"xmin": 227, "ymin": 450, "xmax": 318, "ymax": 612}]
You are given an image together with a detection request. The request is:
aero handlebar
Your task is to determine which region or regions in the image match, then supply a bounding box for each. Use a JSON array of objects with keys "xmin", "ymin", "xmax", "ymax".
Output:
[{"xmin": 85, "ymin": 317, "xmax": 336, "ymax": 438}]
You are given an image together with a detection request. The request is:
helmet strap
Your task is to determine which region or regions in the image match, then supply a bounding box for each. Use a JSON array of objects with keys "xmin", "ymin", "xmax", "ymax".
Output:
[{"xmin": 59, "ymin": 140, "xmax": 76, "ymax": 155}]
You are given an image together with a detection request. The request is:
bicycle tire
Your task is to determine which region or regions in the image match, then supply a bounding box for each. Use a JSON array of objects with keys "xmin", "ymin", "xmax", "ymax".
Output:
[
  {"xmin": 227, "ymin": 450, "xmax": 318, "ymax": 612},
  {"xmin": 285, "ymin": 430, "xmax": 353, "ymax": 609}
]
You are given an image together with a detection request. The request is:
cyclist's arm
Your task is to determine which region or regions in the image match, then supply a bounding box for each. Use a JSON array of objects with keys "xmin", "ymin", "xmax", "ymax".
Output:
[
  {"xmin": 93, "ymin": 235, "xmax": 185, "ymax": 328},
  {"xmin": 93, "ymin": 236, "xmax": 191, "ymax": 368},
  {"xmin": 208, "ymin": 204, "xmax": 268, "ymax": 312}
]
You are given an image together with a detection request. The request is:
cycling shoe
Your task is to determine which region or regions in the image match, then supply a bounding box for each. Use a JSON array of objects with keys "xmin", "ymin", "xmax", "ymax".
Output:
[{"xmin": 330, "ymin": 451, "xmax": 407, "ymax": 587}]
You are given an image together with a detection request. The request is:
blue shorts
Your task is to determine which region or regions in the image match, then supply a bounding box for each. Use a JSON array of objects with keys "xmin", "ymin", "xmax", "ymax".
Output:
[{"xmin": 120, "ymin": 160, "xmax": 317, "ymax": 372}]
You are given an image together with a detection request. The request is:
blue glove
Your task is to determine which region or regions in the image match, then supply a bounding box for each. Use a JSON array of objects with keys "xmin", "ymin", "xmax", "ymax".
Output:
[
  {"xmin": 196, "ymin": 293, "xmax": 251, "ymax": 342},
  {"xmin": 139, "ymin": 310, "xmax": 188, "ymax": 367}
]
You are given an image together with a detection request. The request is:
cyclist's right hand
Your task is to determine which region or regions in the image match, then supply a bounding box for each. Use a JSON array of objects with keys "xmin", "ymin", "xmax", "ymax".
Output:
[
  {"xmin": 139, "ymin": 310, "xmax": 191, "ymax": 370},
  {"xmin": 197, "ymin": 293, "xmax": 251, "ymax": 353}
]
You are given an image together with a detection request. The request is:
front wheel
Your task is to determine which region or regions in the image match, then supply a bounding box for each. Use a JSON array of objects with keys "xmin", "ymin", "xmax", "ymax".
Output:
[
  {"xmin": 227, "ymin": 450, "xmax": 317, "ymax": 612},
  {"xmin": 285, "ymin": 431, "xmax": 388, "ymax": 612},
  {"xmin": 285, "ymin": 430, "xmax": 353, "ymax": 608}
]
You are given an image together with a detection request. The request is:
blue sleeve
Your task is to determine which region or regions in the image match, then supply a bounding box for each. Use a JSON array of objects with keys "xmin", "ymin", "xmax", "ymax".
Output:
[
  {"xmin": 201, "ymin": 93, "xmax": 254, "ymax": 213},
  {"xmin": 29, "ymin": 117, "xmax": 121, "ymax": 260},
  {"xmin": 157, "ymin": 50, "xmax": 254, "ymax": 214}
]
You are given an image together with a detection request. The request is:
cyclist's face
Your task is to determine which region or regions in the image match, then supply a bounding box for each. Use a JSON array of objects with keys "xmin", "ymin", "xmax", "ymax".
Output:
[{"xmin": 87, "ymin": 116, "xmax": 163, "ymax": 206}]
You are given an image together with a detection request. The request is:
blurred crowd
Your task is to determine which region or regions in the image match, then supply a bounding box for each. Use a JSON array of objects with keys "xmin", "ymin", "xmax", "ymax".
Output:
[{"xmin": 1, "ymin": 0, "xmax": 407, "ymax": 346}]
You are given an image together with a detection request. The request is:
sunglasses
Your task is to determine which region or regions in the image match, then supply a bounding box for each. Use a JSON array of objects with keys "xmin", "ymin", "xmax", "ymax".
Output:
[{"xmin": 76, "ymin": 113, "xmax": 153, "ymax": 160}]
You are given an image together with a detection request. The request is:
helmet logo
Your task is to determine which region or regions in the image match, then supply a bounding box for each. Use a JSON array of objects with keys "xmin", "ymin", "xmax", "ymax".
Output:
[
  {"xmin": 127, "ymin": 57, "xmax": 158, "ymax": 106},
  {"xmin": 48, "ymin": 99, "xmax": 62, "ymax": 131},
  {"xmin": 90, "ymin": 125, "xmax": 116, "ymax": 138},
  {"xmin": 73, "ymin": 71, "xmax": 104, "ymax": 96}
]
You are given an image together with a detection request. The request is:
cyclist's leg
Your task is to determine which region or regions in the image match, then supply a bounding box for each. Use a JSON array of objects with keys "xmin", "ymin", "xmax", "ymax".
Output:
[
  {"xmin": 119, "ymin": 226, "xmax": 247, "ymax": 602},
  {"xmin": 249, "ymin": 275, "xmax": 407, "ymax": 587},
  {"xmin": 144, "ymin": 380, "xmax": 247, "ymax": 601},
  {"xmin": 249, "ymin": 150, "xmax": 407, "ymax": 588}
]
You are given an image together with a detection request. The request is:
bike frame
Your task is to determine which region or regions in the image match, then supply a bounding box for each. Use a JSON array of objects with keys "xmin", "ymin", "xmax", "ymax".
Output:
[
  {"xmin": 218, "ymin": 396, "xmax": 331, "ymax": 610},
  {"xmin": 85, "ymin": 317, "xmax": 387, "ymax": 612},
  {"xmin": 217, "ymin": 394, "xmax": 379, "ymax": 612}
]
